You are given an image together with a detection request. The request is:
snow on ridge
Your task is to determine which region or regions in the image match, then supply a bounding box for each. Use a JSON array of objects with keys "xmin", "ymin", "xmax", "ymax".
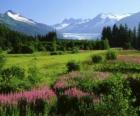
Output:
[
  {"xmin": 7, "ymin": 11, "xmax": 35, "ymax": 24},
  {"xmin": 99, "ymin": 13, "xmax": 131, "ymax": 21},
  {"xmin": 55, "ymin": 23, "xmax": 70, "ymax": 30}
]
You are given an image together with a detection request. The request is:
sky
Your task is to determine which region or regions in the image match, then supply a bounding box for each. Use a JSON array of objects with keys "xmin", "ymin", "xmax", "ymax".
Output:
[{"xmin": 0, "ymin": 0, "xmax": 140, "ymax": 25}]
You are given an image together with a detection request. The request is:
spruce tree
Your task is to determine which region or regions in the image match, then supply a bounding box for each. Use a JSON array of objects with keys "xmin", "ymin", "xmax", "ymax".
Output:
[{"xmin": 137, "ymin": 23, "xmax": 140, "ymax": 49}]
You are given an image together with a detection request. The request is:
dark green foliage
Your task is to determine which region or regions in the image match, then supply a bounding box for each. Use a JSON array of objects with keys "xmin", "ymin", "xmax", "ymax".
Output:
[
  {"xmin": 52, "ymin": 73, "xmax": 138, "ymax": 116},
  {"xmin": 127, "ymin": 78, "xmax": 140, "ymax": 107},
  {"xmin": 0, "ymin": 66, "xmax": 25, "ymax": 93},
  {"xmin": 105, "ymin": 50, "xmax": 117, "ymax": 60},
  {"xmin": 91, "ymin": 55, "xmax": 103, "ymax": 63},
  {"xmin": 54, "ymin": 95, "xmax": 93, "ymax": 116},
  {"xmin": 28, "ymin": 63, "xmax": 42, "ymax": 86},
  {"xmin": 0, "ymin": 24, "xmax": 109, "ymax": 54},
  {"xmin": 72, "ymin": 47, "xmax": 79, "ymax": 53},
  {"xmin": 30, "ymin": 99, "xmax": 46, "ymax": 116},
  {"xmin": 0, "ymin": 53, "xmax": 6, "ymax": 70},
  {"xmin": 9, "ymin": 45, "xmax": 34, "ymax": 54},
  {"xmin": 101, "ymin": 24, "xmax": 140, "ymax": 49},
  {"xmin": 66, "ymin": 61, "xmax": 80, "ymax": 72},
  {"xmin": 102, "ymin": 39, "xmax": 110, "ymax": 49},
  {"xmin": 1, "ymin": 66, "xmax": 25, "ymax": 80},
  {"xmin": 19, "ymin": 45, "xmax": 34, "ymax": 54},
  {"xmin": 93, "ymin": 75, "xmax": 137, "ymax": 116},
  {"xmin": 18, "ymin": 99, "xmax": 28, "ymax": 116}
]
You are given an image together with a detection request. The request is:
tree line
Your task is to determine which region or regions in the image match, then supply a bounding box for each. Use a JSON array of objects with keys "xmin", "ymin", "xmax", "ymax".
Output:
[
  {"xmin": 102, "ymin": 24, "xmax": 140, "ymax": 49},
  {"xmin": 0, "ymin": 24, "xmax": 109, "ymax": 54}
]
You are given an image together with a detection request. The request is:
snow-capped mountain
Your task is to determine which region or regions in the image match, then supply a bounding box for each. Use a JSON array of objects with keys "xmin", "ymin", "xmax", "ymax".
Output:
[
  {"xmin": 53, "ymin": 13, "xmax": 131, "ymax": 39},
  {"xmin": 54, "ymin": 18, "xmax": 90, "ymax": 30},
  {"xmin": 117, "ymin": 12, "xmax": 140, "ymax": 29},
  {"xmin": 0, "ymin": 10, "xmax": 134, "ymax": 39},
  {"xmin": 0, "ymin": 10, "xmax": 54, "ymax": 36},
  {"xmin": 54, "ymin": 13, "xmax": 131, "ymax": 34},
  {"xmin": 6, "ymin": 10, "xmax": 35, "ymax": 24}
]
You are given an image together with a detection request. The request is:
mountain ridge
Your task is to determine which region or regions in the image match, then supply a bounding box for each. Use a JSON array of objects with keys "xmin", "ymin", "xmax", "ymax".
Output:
[
  {"xmin": 53, "ymin": 13, "xmax": 132, "ymax": 34},
  {"xmin": 1, "ymin": 10, "xmax": 139, "ymax": 40},
  {"xmin": 0, "ymin": 10, "xmax": 54, "ymax": 36}
]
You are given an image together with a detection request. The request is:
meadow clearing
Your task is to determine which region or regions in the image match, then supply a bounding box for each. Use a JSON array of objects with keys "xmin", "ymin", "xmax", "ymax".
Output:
[
  {"xmin": 1, "ymin": 50, "xmax": 140, "ymax": 115},
  {"xmin": 5, "ymin": 50, "xmax": 105, "ymax": 85}
]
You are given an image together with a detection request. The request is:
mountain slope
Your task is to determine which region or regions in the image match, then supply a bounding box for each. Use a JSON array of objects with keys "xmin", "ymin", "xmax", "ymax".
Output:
[
  {"xmin": 54, "ymin": 13, "xmax": 131, "ymax": 34},
  {"xmin": 53, "ymin": 13, "xmax": 131, "ymax": 39},
  {"xmin": 0, "ymin": 10, "xmax": 54, "ymax": 36},
  {"xmin": 117, "ymin": 12, "xmax": 140, "ymax": 29}
]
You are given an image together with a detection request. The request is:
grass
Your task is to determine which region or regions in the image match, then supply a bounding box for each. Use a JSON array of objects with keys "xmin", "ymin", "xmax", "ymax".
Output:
[
  {"xmin": 5, "ymin": 50, "xmax": 105, "ymax": 85},
  {"xmin": 4, "ymin": 49, "xmax": 140, "ymax": 86}
]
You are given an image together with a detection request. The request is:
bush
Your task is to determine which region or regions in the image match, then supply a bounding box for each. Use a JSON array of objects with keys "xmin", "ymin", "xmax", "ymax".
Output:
[
  {"xmin": 0, "ymin": 53, "xmax": 6, "ymax": 70},
  {"xmin": 72, "ymin": 47, "xmax": 79, "ymax": 54},
  {"xmin": 94, "ymin": 75, "xmax": 137, "ymax": 116},
  {"xmin": 102, "ymin": 39, "xmax": 110, "ymax": 50},
  {"xmin": 20, "ymin": 45, "xmax": 34, "ymax": 54},
  {"xmin": 66, "ymin": 61, "xmax": 80, "ymax": 72},
  {"xmin": 106, "ymin": 50, "xmax": 117, "ymax": 60},
  {"xmin": 91, "ymin": 55, "xmax": 103, "ymax": 63},
  {"xmin": 28, "ymin": 64, "xmax": 42, "ymax": 86},
  {"xmin": 9, "ymin": 45, "xmax": 34, "ymax": 54},
  {"xmin": 0, "ymin": 66, "xmax": 25, "ymax": 93},
  {"xmin": 1, "ymin": 66, "xmax": 25, "ymax": 80}
]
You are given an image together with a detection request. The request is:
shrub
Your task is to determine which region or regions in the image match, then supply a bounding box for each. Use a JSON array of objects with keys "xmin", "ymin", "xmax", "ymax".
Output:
[
  {"xmin": 66, "ymin": 61, "xmax": 80, "ymax": 72},
  {"xmin": 1, "ymin": 66, "xmax": 25, "ymax": 80},
  {"xmin": 127, "ymin": 78, "xmax": 140, "ymax": 106},
  {"xmin": 102, "ymin": 39, "xmax": 110, "ymax": 50},
  {"xmin": 0, "ymin": 66, "xmax": 25, "ymax": 93},
  {"xmin": 106, "ymin": 50, "xmax": 117, "ymax": 60},
  {"xmin": 9, "ymin": 45, "xmax": 33, "ymax": 54},
  {"xmin": 93, "ymin": 75, "xmax": 137, "ymax": 116},
  {"xmin": 28, "ymin": 64, "xmax": 42, "ymax": 86},
  {"xmin": 72, "ymin": 47, "xmax": 79, "ymax": 54},
  {"xmin": 91, "ymin": 55, "xmax": 103, "ymax": 63},
  {"xmin": 0, "ymin": 53, "xmax": 6, "ymax": 70},
  {"xmin": 20, "ymin": 45, "xmax": 34, "ymax": 54}
]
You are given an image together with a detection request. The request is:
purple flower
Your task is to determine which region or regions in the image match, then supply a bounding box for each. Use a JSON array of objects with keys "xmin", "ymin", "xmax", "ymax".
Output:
[
  {"xmin": 0, "ymin": 86, "xmax": 56, "ymax": 105},
  {"xmin": 64, "ymin": 87, "xmax": 89, "ymax": 98}
]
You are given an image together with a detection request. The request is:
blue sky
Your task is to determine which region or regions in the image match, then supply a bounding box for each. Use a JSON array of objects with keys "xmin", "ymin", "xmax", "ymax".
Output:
[{"xmin": 0, "ymin": 0, "xmax": 140, "ymax": 25}]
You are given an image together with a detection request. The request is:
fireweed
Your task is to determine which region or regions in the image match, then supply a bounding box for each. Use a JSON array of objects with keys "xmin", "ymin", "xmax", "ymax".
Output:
[
  {"xmin": 0, "ymin": 86, "xmax": 55, "ymax": 105},
  {"xmin": 0, "ymin": 86, "xmax": 56, "ymax": 116},
  {"xmin": 63, "ymin": 87, "xmax": 89, "ymax": 98}
]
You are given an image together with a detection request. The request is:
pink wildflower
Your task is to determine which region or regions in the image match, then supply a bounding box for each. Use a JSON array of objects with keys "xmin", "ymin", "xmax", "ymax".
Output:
[
  {"xmin": 0, "ymin": 86, "xmax": 56, "ymax": 105},
  {"xmin": 64, "ymin": 87, "xmax": 89, "ymax": 98},
  {"xmin": 54, "ymin": 80, "xmax": 67, "ymax": 89}
]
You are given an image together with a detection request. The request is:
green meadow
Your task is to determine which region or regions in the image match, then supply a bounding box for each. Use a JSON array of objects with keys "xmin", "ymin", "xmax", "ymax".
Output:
[
  {"xmin": 5, "ymin": 51, "xmax": 105, "ymax": 85},
  {"xmin": 1, "ymin": 50, "xmax": 140, "ymax": 115}
]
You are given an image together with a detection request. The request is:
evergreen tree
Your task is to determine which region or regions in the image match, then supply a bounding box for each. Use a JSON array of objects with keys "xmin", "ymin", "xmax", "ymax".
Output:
[
  {"xmin": 133, "ymin": 27, "xmax": 138, "ymax": 49},
  {"xmin": 137, "ymin": 23, "xmax": 140, "ymax": 49},
  {"xmin": 102, "ymin": 26, "xmax": 112, "ymax": 41}
]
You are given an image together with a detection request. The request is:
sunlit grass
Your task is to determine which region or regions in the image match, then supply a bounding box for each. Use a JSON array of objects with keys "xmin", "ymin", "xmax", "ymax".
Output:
[{"xmin": 5, "ymin": 50, "xmax": 105, "ymax": 85}]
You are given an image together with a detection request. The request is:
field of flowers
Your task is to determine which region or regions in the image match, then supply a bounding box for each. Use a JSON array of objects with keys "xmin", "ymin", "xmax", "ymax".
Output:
[
  {"xmin": 0, "ymin": 86, "xmax": 56, "ymax": 116},
  {"xmin": 0, "ymin": 50, "xmax": 140, "ymax": 115}
]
